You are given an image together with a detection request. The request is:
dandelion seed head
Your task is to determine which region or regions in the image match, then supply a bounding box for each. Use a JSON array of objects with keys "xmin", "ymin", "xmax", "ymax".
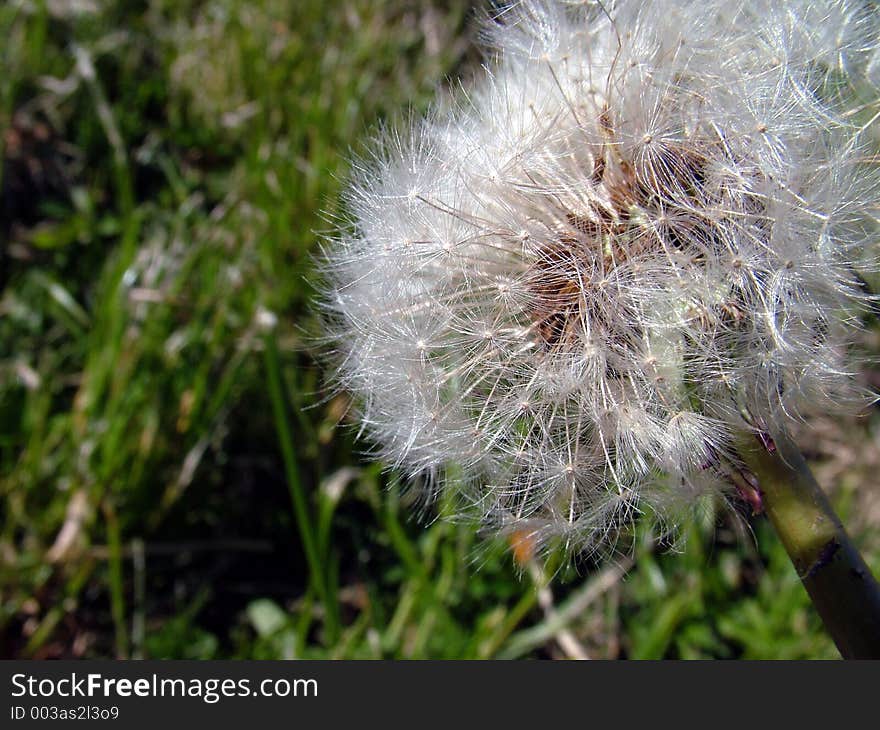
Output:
[{"xmin": 320, "ymin": 0, "xmax": 880, "ymax": 555}]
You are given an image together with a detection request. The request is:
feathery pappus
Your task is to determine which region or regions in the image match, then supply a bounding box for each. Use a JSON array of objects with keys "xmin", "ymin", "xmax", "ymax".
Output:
[{"xmin": 319, "ymin": 0, "xmax": 880, "ymax": 555}]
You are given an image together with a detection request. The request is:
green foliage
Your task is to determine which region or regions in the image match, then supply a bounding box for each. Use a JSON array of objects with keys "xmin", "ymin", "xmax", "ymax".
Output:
[
  {"xmin": 1, "ymin": 0, "xmax": 876, "ymax": 659},
  {"xmin": 620, "ymin": 517, "xmax": 838, "ymax": 659}
]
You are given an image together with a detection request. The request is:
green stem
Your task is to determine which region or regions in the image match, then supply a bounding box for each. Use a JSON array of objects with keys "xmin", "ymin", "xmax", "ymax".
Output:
[
  {"xmin": 740, "ymin": 430, "xmax": 880, "ymax": 659},
  {"xmin": 103, "ymin": 500, "xmax": 129, "ymax": 659},
  {"xmin": 263, "ymin": 334, "xmax": 339, "ymax": 643}
]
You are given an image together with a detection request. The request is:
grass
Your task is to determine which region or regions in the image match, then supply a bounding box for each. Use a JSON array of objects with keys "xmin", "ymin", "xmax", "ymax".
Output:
[{"xmin": 1, "ymin": 0, "xmax": 877, "ymax": 660}]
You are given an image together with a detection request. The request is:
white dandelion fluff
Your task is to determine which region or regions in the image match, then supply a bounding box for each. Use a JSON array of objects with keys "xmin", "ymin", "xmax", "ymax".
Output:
[{"xmin": 321, "ymin": 0, "xmax": 880, "ymax": 555}]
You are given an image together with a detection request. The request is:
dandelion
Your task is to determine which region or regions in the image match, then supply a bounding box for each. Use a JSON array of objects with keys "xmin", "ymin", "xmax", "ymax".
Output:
[{"xmin": 320, "ymin": 0, "xmax": 880, "ymax": 655}]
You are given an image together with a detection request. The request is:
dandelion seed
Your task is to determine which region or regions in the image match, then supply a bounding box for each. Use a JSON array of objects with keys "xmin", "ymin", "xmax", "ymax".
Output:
[{"xmin": 320, "ymin": 0, "xmax": 880, "ymax": 556}]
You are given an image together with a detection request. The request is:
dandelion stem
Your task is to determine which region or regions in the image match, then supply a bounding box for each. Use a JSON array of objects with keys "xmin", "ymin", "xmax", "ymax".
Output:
[{"xmin": 741, "ymin": 431, "xmax": 880, "ymax": 659}]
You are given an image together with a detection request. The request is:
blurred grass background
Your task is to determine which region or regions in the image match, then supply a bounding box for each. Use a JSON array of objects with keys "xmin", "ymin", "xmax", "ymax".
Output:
[{"xmin": 1, "ymin": 0, "xmax": 878, "ymax": 660}]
